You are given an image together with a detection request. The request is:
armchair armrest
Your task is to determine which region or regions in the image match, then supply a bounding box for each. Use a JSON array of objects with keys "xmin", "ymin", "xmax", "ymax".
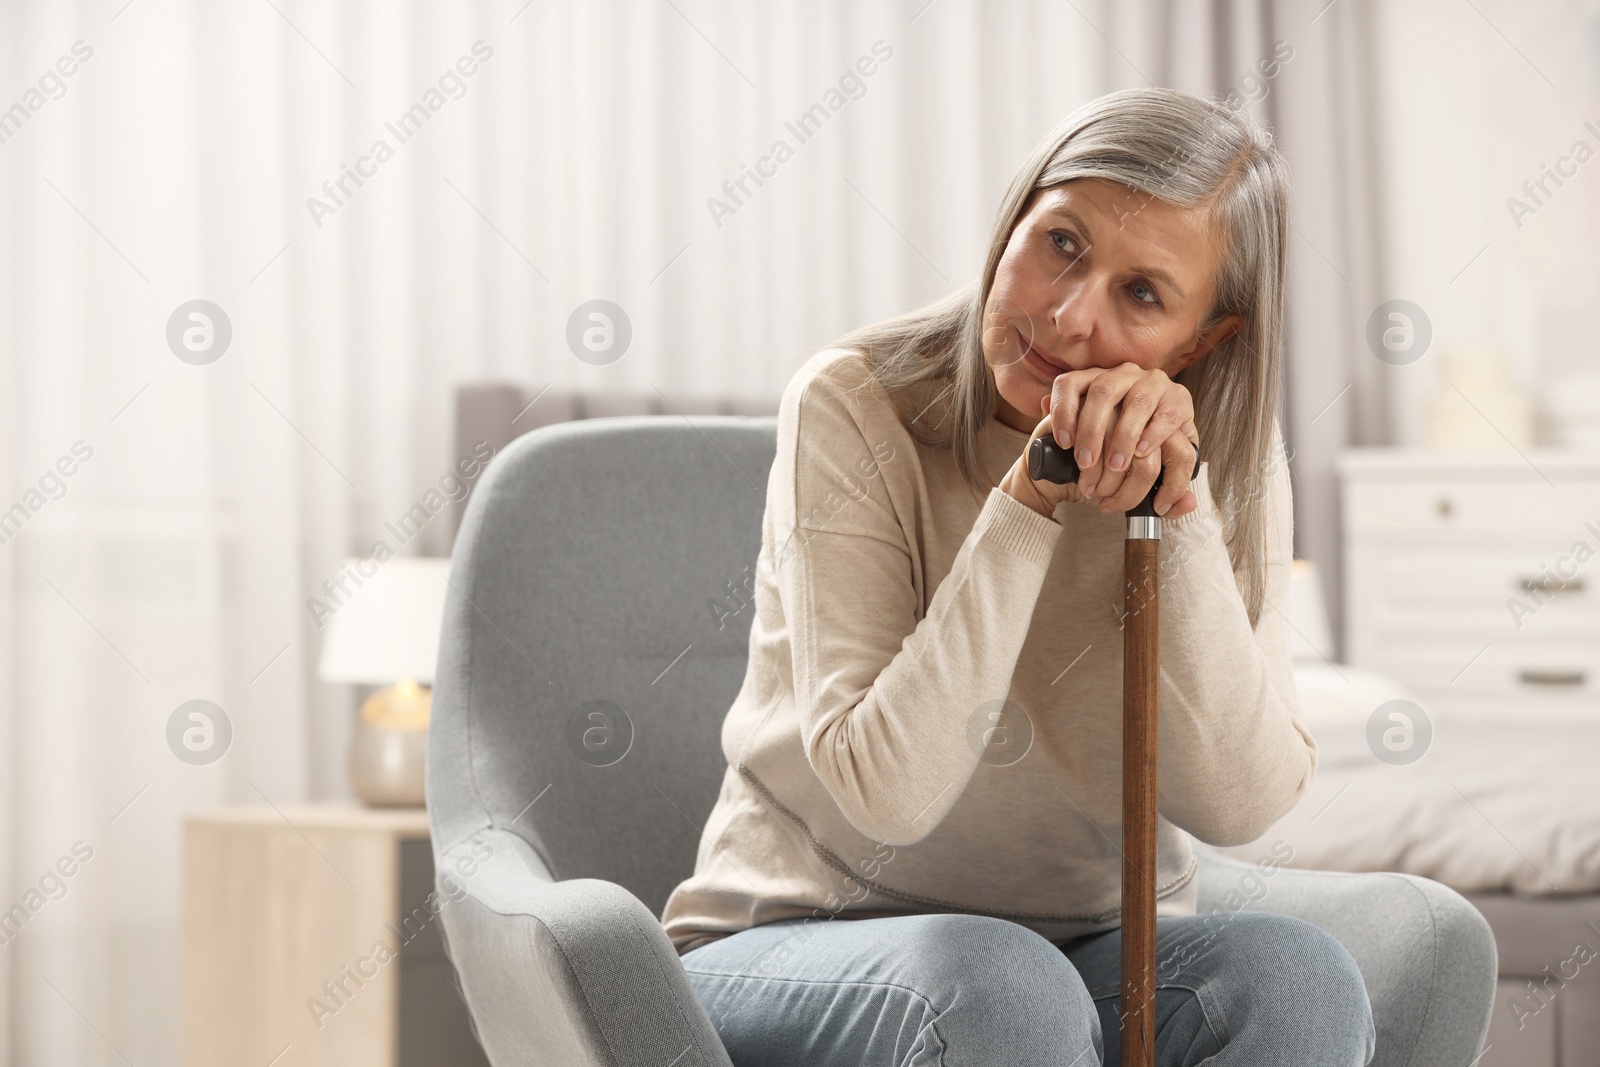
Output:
[
  {"xmin": 434, "ymin": 829, "xmax": 733, "ymax": 1067},
  {"xmin": 1193, "ymin": 842, "xmax": 1495, "ymax": 1067}
]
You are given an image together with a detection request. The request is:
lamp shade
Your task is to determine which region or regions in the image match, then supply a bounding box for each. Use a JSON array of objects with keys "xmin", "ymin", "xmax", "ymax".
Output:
[{"xmin": 316, "ymin": 557, "xmax": 451, "ymax": 686}]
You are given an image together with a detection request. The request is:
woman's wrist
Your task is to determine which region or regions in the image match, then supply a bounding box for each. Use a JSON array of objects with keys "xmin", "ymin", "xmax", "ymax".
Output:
[{"xmin": 999, "ymin": 463, "xmax": 1059, "ymax": 520}]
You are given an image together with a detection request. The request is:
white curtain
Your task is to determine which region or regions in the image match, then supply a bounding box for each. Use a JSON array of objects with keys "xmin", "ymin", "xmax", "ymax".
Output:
[
  {"xmin": 1259, "ymin": 0, "xmax": 1390, "ymax": 652},
  {"xmin": 0, "ymin": 1, "xmax": 1379, "ymax": 1061}
]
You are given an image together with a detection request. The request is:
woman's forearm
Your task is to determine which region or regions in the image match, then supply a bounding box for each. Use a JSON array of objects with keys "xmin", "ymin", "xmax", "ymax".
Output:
[
  {"xmin": 1148, "ymin": 462, "xmax": 1315, "ymax": 846},
  {"xmin": 785, "ymin": 486, "xmax": 1062, "ymax": 846}
]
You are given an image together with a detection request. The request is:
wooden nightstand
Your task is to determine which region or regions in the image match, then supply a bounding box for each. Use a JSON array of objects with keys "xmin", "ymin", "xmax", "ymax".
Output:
[
  {"xmin": 1338, "ymin": 448, "xmax": 1600, "ymax": 723},
  {"xmin": 180, "ymin": 803, "xmax": 491, "ymax": 1067}
]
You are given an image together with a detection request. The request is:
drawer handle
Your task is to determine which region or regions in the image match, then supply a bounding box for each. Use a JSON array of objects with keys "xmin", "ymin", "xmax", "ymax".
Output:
[
  {"xmin": 1518, "ymin": 669, "xmax": 1586, "ymax": 687},
  {"xmin": 1519, "ymin": 577, "xmax": 1585, "ymax": 595}
]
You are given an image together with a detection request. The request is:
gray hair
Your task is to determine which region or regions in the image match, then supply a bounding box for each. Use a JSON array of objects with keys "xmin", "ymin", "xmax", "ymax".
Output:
[{"xmin": 828, "ymin": 86, "xmax": 1291, "ymax": 628}]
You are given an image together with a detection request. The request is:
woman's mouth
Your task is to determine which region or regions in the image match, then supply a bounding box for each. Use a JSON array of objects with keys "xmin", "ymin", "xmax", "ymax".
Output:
[{"xmin": 1019, "ymin": 330, "xmax": 1068, "ymax": 379}]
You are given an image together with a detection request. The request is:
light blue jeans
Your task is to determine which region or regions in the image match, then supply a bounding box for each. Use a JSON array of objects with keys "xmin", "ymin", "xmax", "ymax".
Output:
[{"xmin": 679, "ymin": 849, "xmax": 1498, "ymax": 1066}]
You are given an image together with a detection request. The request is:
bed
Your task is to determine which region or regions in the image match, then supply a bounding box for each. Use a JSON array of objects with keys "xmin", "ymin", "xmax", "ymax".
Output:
[{"xmin": 1213, "ymin": 569, "xmax": 1600, "ymax": 1067}]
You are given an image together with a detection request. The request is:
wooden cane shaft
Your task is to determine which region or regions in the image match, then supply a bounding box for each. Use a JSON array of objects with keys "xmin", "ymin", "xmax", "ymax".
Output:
[{"xmin": 1122, "ymin": 536, "xmax": 1159, "ymax": 1067}]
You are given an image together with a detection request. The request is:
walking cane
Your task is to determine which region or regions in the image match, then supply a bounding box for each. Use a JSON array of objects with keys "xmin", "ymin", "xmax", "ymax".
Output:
[{"xmin": 1027, "ymin": 432, "xmax": 1198, "ymax": 1067}]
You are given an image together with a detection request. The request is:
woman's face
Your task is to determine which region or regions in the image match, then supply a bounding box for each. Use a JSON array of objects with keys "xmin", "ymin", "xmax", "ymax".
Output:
[{"xmin": 982, "ymin": 178, "xmax": 1243, "ymax": 432}]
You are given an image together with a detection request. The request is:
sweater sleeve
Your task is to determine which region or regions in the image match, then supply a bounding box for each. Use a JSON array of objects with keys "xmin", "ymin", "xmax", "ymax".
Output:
[
  {"xmin": 771, "ymin": 363, "xmax": 1063, "ymax": 847},
  {"xmin": 1152, "ymin": 421, "xmax": 1318, "ymax": 846}
]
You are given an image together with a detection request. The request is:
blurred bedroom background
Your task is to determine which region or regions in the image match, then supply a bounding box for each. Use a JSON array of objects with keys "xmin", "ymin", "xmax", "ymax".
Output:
[{"xmin": 2, "ymin": 0, "xmax": 1598, "ymax": 1064}]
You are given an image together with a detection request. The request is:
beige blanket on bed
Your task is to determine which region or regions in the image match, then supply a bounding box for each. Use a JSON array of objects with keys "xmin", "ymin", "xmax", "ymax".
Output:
[{"xmin": 1211, "ymin": 663, "xmax": 1600, "ymax": 895}]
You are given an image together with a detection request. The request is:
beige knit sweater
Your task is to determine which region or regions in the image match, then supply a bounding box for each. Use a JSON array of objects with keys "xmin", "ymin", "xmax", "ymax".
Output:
[{"xmin": 660, "ymin": 348, "xmax": 1314, "ymax": 954}]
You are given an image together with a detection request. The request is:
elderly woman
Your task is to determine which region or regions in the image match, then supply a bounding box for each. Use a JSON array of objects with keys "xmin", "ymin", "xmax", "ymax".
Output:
[{"xmin": 661, "ymin": 87, "xmax": 1495, "ymax": 1066}]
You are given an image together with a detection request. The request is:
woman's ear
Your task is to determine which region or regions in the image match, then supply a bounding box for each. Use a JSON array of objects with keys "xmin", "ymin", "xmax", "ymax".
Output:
[{"xmin": 1171, "ymin": 313, "xmax": 1243, "ymax": 374}]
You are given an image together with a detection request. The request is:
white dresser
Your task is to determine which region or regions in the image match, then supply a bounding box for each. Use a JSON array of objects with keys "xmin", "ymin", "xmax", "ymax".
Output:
[{"xmin": 1338, "ymin": 448, "xmax": 1600, "ymax": 723}]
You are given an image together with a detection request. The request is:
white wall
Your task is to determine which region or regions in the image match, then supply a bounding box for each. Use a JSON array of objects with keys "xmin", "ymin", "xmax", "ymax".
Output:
[{"xmin": 1373, "ymin": 0, "xmax": 1600, "ymax": 444}]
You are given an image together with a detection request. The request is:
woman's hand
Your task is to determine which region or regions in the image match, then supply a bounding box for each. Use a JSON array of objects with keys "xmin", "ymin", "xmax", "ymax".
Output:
[
  {"xmin": 1057, "ymin": 363, "xmax": 1200, "ymax": 517},
  {"xmin": 998, "ymin": 411, "xmax": 1087, "ymax": 518},
  {"xmin": 1000, "ymin": 364, "xmax": 1201, "ymax": 520}
]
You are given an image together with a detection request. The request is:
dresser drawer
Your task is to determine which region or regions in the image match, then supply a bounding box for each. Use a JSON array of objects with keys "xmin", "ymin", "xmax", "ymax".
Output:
[
  {"xmin": 1347, "ymin": 544, "xmax": 1600, "ymax": 639},
  {"xmin": 1344, "ymin": 479, "xmax": 1600, "ymax": 537},
  {"xmin": 1350, "ymin": 545, "xmax": 1597, "ymax": 605},
  {"xmin": 1354, "ymin": 603, "xmax": 1600, "ymax": 642},
  {"xmin": 1364, "ymin": 637, "xmax": 1599, "ymax": 697}
]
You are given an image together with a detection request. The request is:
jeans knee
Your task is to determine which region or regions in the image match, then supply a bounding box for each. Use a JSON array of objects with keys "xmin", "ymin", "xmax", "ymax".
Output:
[
  {"xmin": 1397, "ymin": 875, "xmax": 1498, "ymax": 984},
  {"xmin": 900, "ymin": 914, "xmax": 1102, "ymax": 1064},
  {"xmin": 1383, "ymin": 875, "xmax": 1499, "ymax": 1056},
  {"xmin": 1228, "ymin": 913, "xmax": 1375, "ymax": 1056},
  {"xmin": 902, "ymin": 914, "xmax": 1092, "ymax": 1009}
]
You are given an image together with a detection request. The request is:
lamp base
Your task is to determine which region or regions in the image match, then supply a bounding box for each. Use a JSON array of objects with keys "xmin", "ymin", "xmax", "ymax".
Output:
[{"xmin": 351, "ymin": 681, "xmax": 430, "ymax": 807}]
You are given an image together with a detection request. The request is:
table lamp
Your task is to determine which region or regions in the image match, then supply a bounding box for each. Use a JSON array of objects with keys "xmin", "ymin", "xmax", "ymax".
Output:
[{"xmin": 316, "ymin": 556, "xmax": 450, "ymax": 806}]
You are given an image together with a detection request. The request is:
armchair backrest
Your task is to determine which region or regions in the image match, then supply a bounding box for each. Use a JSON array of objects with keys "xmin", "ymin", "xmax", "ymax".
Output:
[{"xmin": 428, "ymin": 415, "xmax": 777, "ymax": 917}]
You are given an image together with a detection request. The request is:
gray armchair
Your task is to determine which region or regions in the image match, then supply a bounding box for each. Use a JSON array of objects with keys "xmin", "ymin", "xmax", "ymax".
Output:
[{"xmin": 427, "ymin": 415, "xmax": 1496, "ymax": 1067}]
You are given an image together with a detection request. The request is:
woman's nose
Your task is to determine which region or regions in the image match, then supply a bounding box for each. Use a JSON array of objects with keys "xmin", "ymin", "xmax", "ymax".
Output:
[{"xmin": 1047, "ymin": 277, "xmax": 1103, "ymax": 343}]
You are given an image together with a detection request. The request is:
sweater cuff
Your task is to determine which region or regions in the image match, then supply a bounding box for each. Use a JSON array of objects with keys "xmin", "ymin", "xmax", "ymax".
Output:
[
  {"xmin": 977, "ymin": 487, "xmax": 1062, "ymax": 567},
  {"xmin": 1161, "ymin": 461, "xmax": 1216, "ymax": 530}
]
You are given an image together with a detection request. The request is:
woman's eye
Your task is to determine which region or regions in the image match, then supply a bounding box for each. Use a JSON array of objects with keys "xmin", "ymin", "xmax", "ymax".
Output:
[
  {"xmin": 1050, "ymin": 231, "xmax": 1077, "ymax": 255},
  {"xmin": 1129, "ymin": 280, "xmax": 1161, "ymax": 306}
]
